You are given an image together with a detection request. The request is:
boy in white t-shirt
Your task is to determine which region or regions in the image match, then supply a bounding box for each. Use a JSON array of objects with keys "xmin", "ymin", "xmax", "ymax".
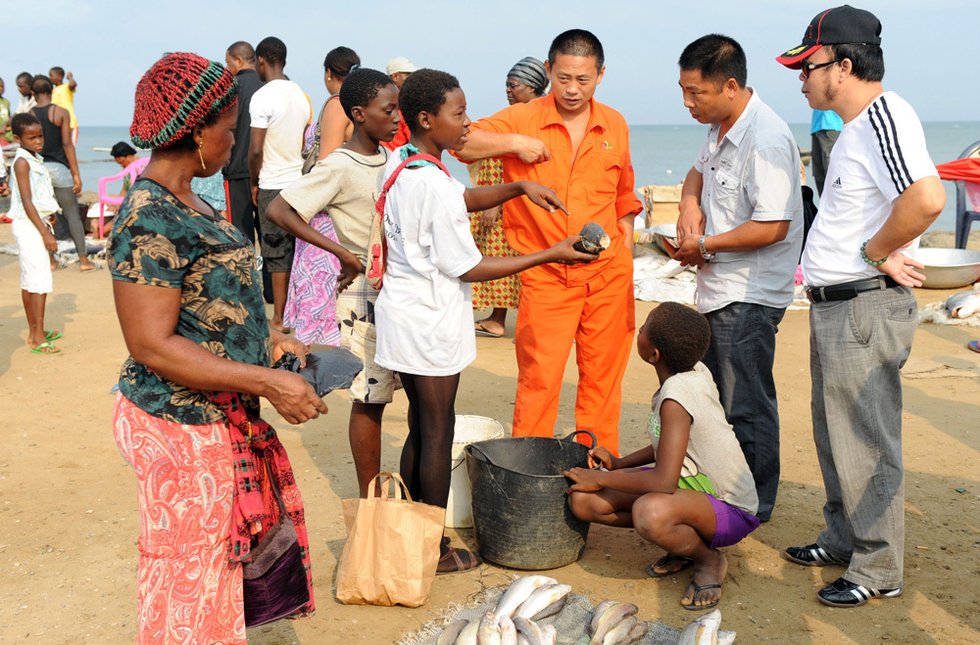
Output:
[
  {"xmin": 565, "ymin": 302, "xmax": 760, "ymax": 611},
  {"xmin": 375, "ymin": 69, "xmax": 597, "ymax": 574},
  {"xmin": 8, "ymin": 113, "xmax": 63, "ymax": 354}
]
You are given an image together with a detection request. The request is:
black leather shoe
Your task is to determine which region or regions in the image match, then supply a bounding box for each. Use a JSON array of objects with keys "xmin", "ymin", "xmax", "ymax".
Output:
[
  {"xmin": 817, "ymin": 577, "xmax": 902, "ymax": 607},
  {"xmin": 784, "ymin": 543, "xmax": 849, "ymax": 566}
]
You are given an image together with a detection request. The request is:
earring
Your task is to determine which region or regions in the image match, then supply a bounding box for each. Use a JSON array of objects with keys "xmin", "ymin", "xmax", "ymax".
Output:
[{"xmin": 197, "ymin": 141, "xmax": 206, "ymax": 171}]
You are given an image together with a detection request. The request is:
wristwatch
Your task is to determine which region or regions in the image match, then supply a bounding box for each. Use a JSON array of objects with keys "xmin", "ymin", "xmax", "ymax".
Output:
[{"xmin": 698, "ymin": 235, "xmax": 715, "ymax": 261}]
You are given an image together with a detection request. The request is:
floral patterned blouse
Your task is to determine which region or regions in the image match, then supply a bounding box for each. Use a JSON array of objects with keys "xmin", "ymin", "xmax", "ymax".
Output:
[{"xmin": 108, "ymin": 177, "xmax": 270, "ymax": 424}]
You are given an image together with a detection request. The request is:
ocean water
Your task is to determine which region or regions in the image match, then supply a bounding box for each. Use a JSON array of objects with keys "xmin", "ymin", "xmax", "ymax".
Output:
[{"xmin": 76, "ymin": 121, "xmax": 980, "ymax": 231}]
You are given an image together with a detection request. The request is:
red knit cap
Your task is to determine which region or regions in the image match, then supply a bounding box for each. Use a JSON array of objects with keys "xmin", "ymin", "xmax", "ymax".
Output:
[{"xmin": 130, "ymin": 52, "xmax": 238, "ymax": 150}]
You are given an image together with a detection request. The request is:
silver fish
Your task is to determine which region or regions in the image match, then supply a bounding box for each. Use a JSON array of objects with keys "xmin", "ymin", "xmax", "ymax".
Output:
[
  {"xmin": 515, "ymin": 583, "xmax": 572, "ymax": 620},
  {"xmin": 516, "ymin": 636, "xmax": 531, "ymax": 645},
  {"xmin": 495, "ymin": 575, "xmax": 558, "ymax": 618},
  {"xmin": 512, "ymin": 616, "xmax": 546, "ymax": 645},
  {"xmin": 436, "ymin": 619, "xmax": 469, "ymax": 645},
  {"xmin": 455, "ymin": 619, "xmax": 481, "ymax": 645},
  {"xmin": 627, "ymin": 619, "xmax": 648, "ymax": 644},
  {"xmin": 717, "ymin": 630, "xmax": 736, "ymax": 645},
  {"xmin": 541, "ymin": 624, "xmax": 557, "ymax": 645},
  {"xmin": 589, "ymin": 600, "xmax": 619, "ymax": 635},
  {"xmin": 574, "ymin": 222, "xmax": 611, "ymax": 254},
  {"xmin": 589, "ymin": 603, "xmax": 638, "ymax": 645},
  {"xmin": 477, "ymin": 609, "xmax": 502, "ymax": 645},
  {"xmin": 677, "ymin": 608, "xmax": 722, "ymax": 645},
  {"xmin": 946, "ymin": 289, "xmax": 980, "ymax": 318},
  {"xmin": 602, "ymin": 615, "xmax": 637, "ymax": 645},
  {"xmin": 499, "ymin": 615, "xmax": 518, "ymax": 645}
]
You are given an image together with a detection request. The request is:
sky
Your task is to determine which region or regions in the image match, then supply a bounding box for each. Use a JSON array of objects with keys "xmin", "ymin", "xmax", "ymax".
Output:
[{"xmin": 5, "ymin": 0, "xmax": 978, "ymax": 127}]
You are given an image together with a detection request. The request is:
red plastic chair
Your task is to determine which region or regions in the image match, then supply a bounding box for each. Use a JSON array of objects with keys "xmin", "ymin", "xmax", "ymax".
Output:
[{"xmin": 96, "ymin": 156, "xmax": 149, "ymax": 237}]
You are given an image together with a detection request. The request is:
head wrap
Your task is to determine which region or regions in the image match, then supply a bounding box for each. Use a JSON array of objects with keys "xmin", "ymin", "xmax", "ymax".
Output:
[
  {"xmin": 507, "ymin": 56, "xmax": 549, "ymax": 94},
  {"xmin": 130, "ymin": 52, "xmax": 238, "ymax": 150}
]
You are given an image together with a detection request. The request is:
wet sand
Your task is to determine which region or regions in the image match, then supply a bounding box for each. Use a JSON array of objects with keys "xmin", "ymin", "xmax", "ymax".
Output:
[{"xmin": 0, "ymin": 221, "xmax": 978, "ymax": 644}]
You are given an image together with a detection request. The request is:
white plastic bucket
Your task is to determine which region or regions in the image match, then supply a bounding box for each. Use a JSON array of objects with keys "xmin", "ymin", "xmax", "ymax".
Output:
[{"xmin": 447, "ymin": 415, "xmax": 504, "ymax": 528}]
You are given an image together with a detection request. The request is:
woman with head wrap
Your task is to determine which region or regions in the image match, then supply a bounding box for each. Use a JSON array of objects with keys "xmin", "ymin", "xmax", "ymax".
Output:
[
  {"xmin": 470, "ymin": 56, "xmax": 548, "ymax": 338},
  {"xmin": 108, "ymin": 52, "xmax": 326, "ymax": 643}
]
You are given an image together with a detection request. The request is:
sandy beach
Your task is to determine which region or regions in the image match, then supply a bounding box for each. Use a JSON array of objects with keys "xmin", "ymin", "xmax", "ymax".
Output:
[{"xmin": 0, "ymin": 216, "xmax": 978, "ymax": 644}]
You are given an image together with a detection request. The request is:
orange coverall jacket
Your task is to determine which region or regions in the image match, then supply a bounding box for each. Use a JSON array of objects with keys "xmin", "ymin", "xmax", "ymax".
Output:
[{"xmin": 472, "ymin": 94, "xmax": 642, "ymax": 452}]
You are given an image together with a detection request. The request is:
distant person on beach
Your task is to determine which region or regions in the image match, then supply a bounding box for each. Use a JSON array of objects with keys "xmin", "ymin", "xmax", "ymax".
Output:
[
  {"xmin": 8, "ymin": 113, "xmax": 63, "ymax": 354},
  {"xmin": 249, "ymin": 36, "xmax": 312, "ymax": 332},
  {"xmin": 458, "ymin": 29, "xmax": 644, "ymax": 452},
  {"xmin": 564, "ymin": 302, "xmax": 760, "ymax": 611},
  {"xmin": 110, "ymin": 52, "xmax": 323, "ymax": 642},
  {"xmin": 223, "ymin": 40, "xmax": 263, "ymax": 245},
  {"xmin": 776, "ymin": 5, "xmax": 944, "ymax": 608},
  {"xmin": 48, "ymin": 67, "xmax": 78, "ymax": 144},
  {"xmin": 86, "ymin": 141, "xmax": 143, "ymax": 235},
  {"xmin": 469, "ymin": 56, "xmax": 549, "ymax": 339},
  {"xmin": 673, "ymin": 34, "xmax": 803, "ymax": 524},
  {"xmin": 316, "ymin": 46, "xmax": 361, "ymax": 158},
  {"xmin": 14, "ymin": 72, "xmax": 36, "ymax": 115},
  {"xmin": 810, "ymin": 109, "xmax": 843, "ymax": 196},
  {"xmin": 374, "ymin": 68, "xmax": 596, "ymax": 573},
  {"xmin": 381, "ymin": 56, "xmax": 417, "ymax": 151},
  {"xmin": 0, "ymin": 78, "xmax": 13, "ymax": 144},
  {"xmin": 30, "ymin": 75, "xmax": 96, "ymax": 271},
  {"xmin": 266, "ymin": 68, "xmax": 400, "ymax": 496}
]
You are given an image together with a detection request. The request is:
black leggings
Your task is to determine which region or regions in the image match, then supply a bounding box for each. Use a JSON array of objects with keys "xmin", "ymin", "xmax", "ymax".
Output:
[{"xmin": 398, "ymin": 372, "xmax": 459, "ymax": 509}]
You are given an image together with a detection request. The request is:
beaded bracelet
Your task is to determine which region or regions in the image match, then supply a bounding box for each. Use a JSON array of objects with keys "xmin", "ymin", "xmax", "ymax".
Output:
[{"xmin": 860, "ymin": 240, "xmax": 887, "ymax": 267}]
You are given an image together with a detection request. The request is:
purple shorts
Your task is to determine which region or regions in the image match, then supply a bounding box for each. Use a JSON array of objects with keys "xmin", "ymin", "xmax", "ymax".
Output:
[{"xmin": 705, "ymin": 493, "xmax": 760, "ymax": 549}]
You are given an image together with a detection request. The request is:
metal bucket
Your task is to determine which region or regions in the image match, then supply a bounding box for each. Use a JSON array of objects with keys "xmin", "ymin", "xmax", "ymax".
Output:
[{"xmin": 464, "ymin": 430, "xmax": 595, "ymax": 570}]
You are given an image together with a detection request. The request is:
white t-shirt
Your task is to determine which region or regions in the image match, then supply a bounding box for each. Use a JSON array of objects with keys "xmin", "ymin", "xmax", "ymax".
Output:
[
  {"xmin": 8, "ymin": 149, "xmax": 59, "ymax": 220},
  {"xmin": 649, "ymin": 362, "xmax": 759, "ymax": 514},
  {"xmin": 802, "ymin": 91, "xmax": 938, "ymax": 287},
  {"xmin": 249, "ymin": 79, "xmax": 311, "ymax": 190},
  {"xmin": 693, "ymin": 89, "xmax": 804, "ymax": 313},
  {"xmin": 374, "ymin": 151, "xmax": 483, "ymax": 376}
]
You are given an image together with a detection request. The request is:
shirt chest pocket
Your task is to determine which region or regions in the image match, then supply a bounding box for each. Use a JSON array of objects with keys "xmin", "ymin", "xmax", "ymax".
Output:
[
  {"xmin": 707, "ymin": 167, "xmax": 741, "ymax": 232},
  {"xmin": 588, "ymin": 154, "xmax": 622, "ymax": 201}
]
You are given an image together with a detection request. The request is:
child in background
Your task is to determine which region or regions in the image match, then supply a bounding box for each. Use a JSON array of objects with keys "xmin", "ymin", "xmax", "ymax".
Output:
[
  {"xmin": 376, "ymin": 69, "xmax": 597, "ymax": 572},
  {"xmin": 564, "ymin": 302, "xmax": 760, "ymax": 611},
  {"xmin": 266, "ymin": 68, "xmax": 400, "ymax": 497},
  {"xmin": 8, "ymin": 113, "xmax": 63, "ymax": 353}
]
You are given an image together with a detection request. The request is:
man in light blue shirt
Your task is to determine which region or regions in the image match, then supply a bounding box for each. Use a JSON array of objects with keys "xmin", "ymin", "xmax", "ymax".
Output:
[{"xmin": 674, "ymin": 34, "xmax": 804, "ymax": 523}]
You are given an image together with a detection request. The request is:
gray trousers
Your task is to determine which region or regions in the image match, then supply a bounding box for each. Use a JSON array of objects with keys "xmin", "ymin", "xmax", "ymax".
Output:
[{"xmin": 810, "ymin": 285, "xmax": 917, "ymax": 589}]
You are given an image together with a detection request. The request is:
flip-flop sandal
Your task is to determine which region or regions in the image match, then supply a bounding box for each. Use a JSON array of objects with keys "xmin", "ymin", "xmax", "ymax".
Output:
[
  {"xmin": 474, "ymin": 321, "xmax": 504, "ymax": 338},
  {"xmin": 45, "ymin": 330, "xmax": 62, "ymax": 341},
  {"xmin": 80, "ymin": 262, "xmax": 105, "ymax": 272},
  {"xmin": 682, "ymin": 582, "xmax": 722, "ymax": 611},
  {"xmin": 30, "ymin": 341, "xmax": 60, "ymax": 355},
  {"xmin": 968, "ymin": 340, "xmax": 980, "ymax": 353},
  {"xmin": 436, "ymin": 546, "xmax": 481, "ymax": 574},
  {"xmin": 646, "ymin": 554, "xmax": 694, "ymax": 578}
]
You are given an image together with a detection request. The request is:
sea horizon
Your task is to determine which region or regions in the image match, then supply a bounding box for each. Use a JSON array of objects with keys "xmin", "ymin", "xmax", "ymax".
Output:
[{"xmin": 74, "ymin": 121, "xmax": 980, "ymax": 233}]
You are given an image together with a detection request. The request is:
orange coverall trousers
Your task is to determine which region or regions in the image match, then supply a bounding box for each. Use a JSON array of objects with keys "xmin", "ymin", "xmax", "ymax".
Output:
[{"xmin": 512, "ymin": 254, "xmax": 635, "ymax": 454}]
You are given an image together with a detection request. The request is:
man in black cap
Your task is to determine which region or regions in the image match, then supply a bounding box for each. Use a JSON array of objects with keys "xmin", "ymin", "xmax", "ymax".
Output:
[{"xmin": 776, "ymin": 5, "xmax": 945, "ymax": 608}]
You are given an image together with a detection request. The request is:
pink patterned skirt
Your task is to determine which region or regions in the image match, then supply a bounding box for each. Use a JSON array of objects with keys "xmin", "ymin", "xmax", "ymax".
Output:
[
  {"xmin": 113, "ymin": 394, "xmax": 247, "ymax": 644},
  {"xmin": 284, "ymin": 212, "xmax": 342, "ymax": 346}
]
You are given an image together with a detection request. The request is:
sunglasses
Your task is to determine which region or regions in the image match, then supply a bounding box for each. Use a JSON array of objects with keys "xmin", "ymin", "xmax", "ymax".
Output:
[{"xmin": 801, "ymin": 59, "xmax": 843, "ymax": 79}]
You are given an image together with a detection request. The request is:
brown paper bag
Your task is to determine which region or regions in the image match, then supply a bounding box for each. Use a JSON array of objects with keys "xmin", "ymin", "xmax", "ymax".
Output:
[{"xmin": 335, "ymin": 472, "xmax": 445, "ymax": 607}]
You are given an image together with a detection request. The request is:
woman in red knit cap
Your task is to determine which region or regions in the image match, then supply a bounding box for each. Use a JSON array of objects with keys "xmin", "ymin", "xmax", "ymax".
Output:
[{"xmin": 108, "ymin": 53, "xmax": 327, "ymax": 643}]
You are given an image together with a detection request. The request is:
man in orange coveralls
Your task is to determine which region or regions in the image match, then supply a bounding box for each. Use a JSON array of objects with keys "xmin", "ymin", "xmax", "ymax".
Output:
[{"xmin": 458, "ymin": 28, "xmax": 642, "ymax": 452}]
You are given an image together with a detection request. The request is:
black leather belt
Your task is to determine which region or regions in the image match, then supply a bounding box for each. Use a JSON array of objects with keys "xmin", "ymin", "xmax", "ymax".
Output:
[{"xmin": 806, "ymin": 275, "xmax": 899, "ymax": 303}]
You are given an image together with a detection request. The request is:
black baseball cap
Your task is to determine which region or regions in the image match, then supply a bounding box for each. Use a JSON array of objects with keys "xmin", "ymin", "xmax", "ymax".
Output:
[{"xmin": 776, "ymin": 5, "xmax": 882, "ymax": 69}]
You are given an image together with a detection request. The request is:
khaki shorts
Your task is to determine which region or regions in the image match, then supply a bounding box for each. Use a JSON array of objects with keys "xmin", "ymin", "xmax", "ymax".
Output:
[{"xmin": 336, "ymin": 275, "xmax": 400, "ymax": 404}]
